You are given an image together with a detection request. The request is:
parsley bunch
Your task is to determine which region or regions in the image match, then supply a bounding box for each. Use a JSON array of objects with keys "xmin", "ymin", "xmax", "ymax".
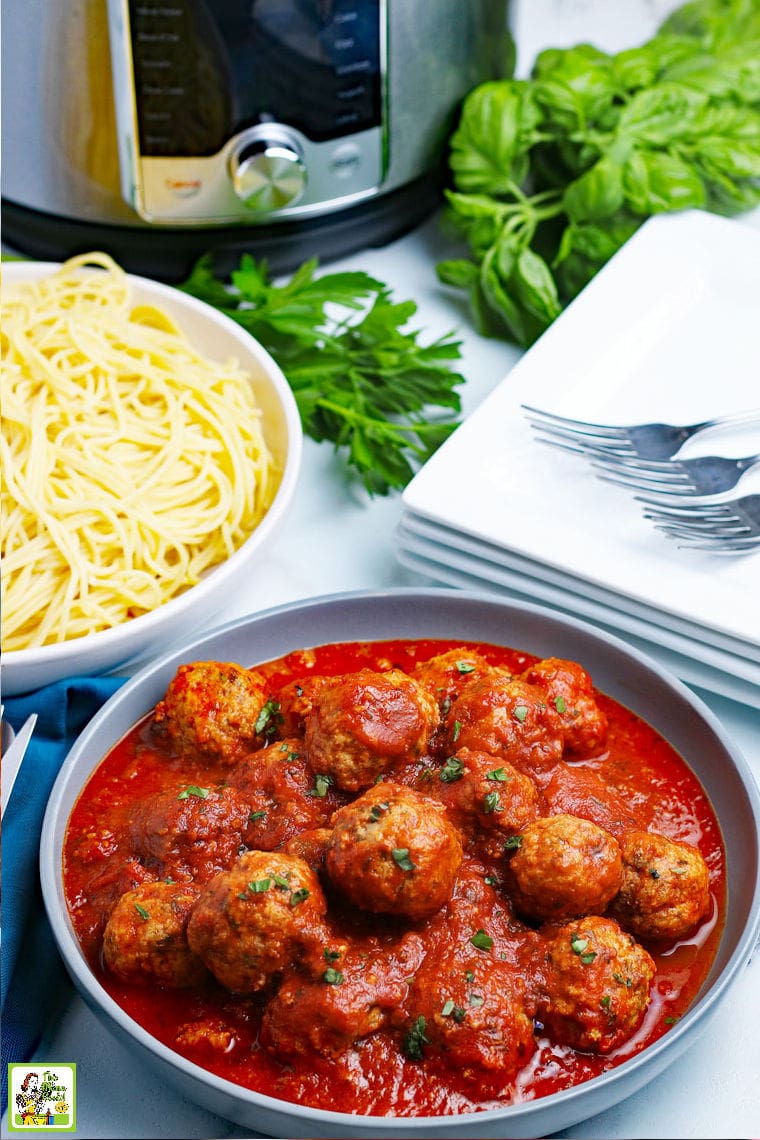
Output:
[{"xmin": 180, "ymin": 255, "xmax": 465, "ymax": 495}]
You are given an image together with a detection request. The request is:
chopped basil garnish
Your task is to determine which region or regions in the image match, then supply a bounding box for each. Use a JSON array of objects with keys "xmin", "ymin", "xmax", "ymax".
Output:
[
  {"xmin": 486, "ymin": 767, "xmax": 510, "ymax": 782},
  {"xmin": 571, "ymin": 935, "xmax": 597, "ymax": 964},
  {"xmin": 513, "ymin": 705, "xmax": 528, "ymax": 723},
  {"xmin": 392, "ymin": 848, "xmax": 415, "ymax": 872},
  {"xmin": 483, "ymin": 792, "xmax": 502, "ymax": 814},
  {"xmin": 470, "ymin": 929, "xmax": 493, "ymax": 952},
  {"xmin": 289, "ymin": 888, "xmax": 310, "ymax": 907},
  {"xmin": 555, "ymin": 695, "xmax": 567, "ymax": 713},
  {"xmin": 248, "ymin": 878, "xmax": 271, "ymax": 894},
  {"xmin": 323, "ymin": 967, "xmax": 344, "ymax": 985},
  {"xmin": 441, "ymin": 999, "xmax": 466, "ymax": 1022},
  {"xmin": 452, "ymin": 719, "xmax": 462, "ymax": 742},
  {"xmin": 439, "ymin": 756, "xmax": 465, "ymax": 783},
  {"xmin": 311, "ymin": 773, "xmax": 333, "ymax": 797},
  {"xmin": 455, "ymin": 660, "xmax": 476, "ymax": 674},
  {"xmin": 255, "ymin": 699, "xmax": 282, "ymax": 737},
  {"xmin": 504, "ymin": 834, "xmax": 523, "ymax": 851},
  {"xmin": 177, "ymin": 785, "xmax": 209, "ymax": 800},
  {"xmin": 134, "ymin": 903, "xmax": 150, "ymax": 920},
  {"xmin": 403, "ymin": 1015, "xmax": 429, "ymax": 1060},
  {"xmin": 249, "ymin": 810, "xmax": 267, "ymax": 822}
]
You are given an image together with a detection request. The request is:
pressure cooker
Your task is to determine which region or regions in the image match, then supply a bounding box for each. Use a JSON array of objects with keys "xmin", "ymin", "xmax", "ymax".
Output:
[{"xmin": 1, "ymin": 0, "xmax": 511, "ymax": 279}]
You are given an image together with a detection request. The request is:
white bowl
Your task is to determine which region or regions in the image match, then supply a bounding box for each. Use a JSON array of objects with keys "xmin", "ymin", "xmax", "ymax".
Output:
[
  {"xmin": 1, "ymin": 260, "xmax": 302, "ymax": 695},
  {"xmin": 40, "ymin": 588, "xmax": 760, "ymax": 1138}
]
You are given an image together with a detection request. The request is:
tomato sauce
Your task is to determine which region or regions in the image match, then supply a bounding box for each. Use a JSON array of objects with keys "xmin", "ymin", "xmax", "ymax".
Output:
[{"xmin": 62, "ymin": 638, "xmax": 726, "ymax": 1117}]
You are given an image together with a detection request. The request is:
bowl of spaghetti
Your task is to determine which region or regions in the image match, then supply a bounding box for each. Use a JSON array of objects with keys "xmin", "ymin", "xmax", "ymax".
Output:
[{"xmin": 0, "ymin": 254, "xmax": 302, "ymax": 695}]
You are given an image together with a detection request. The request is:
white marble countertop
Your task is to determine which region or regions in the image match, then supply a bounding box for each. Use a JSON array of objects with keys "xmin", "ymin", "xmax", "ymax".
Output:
[{"xmin": 5, "ymin": 2, "xmax": 760, "ymax": 1138}]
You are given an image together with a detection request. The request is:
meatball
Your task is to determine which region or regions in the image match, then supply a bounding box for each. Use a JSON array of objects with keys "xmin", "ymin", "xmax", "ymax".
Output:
[
  {"xmin": 530, "ymin": 916, "xmax": 656, "ymax": 1053},
  {"xmin": 543, "ymin": 763, "xmax": 639, "ymax": 839},
  {"xmin": 434, "ymin": 747, "xmax": 539, "ymax": 860},
  {"xmin": 186, "ymin": 851, "xmax": 327, "ymax": 994},
  {"xmin": 226, "ymin": 737, "xmax": 343, "ymax": 851},
  {"xmin": 607, "ymin": 829, "xmax": 711, "ymax": 941},
  {"xmin": 412, "ymin": 648, "xmax": 509, "ymax": 712},
  {"xmin": 274, "ymin": 674, "xmax": 326, "ymax": 737},
  {"xmin": 130, "ymin": 783, "xmax": 253, "ymax": 882},
  {"xmin": 405, "ymin": 944, "xmax": 535, "ymax": 1090},
  {"xmin": 521, "ymin": 657, "xmax": 608, "ymax": 756},
  {"xmin": 305, "ymin": 668, "xmax": 440, "ymax": 792},
  {"xmin": 326, "ymin": 782, "xmax": 462, "ymax": 921},
  {"xmin": 152, "ymin": 660, "xmax": 269, "ymax": 763},
  {"xmin": 507, "ymin": 814, "xmax": 623, "ymax": 922},
  {"xmin": 284, "ymin": 827, "xmax": 332, "ymax": 876},
  {"xmin": 261, "ymin": 934, "xmax": 426, "ymax": 1059},
  {"xmin": 103, "ymin": 882, "xmax": 207, "ymax": 988},
  {"xmin": 444, "ymin": 676, "xmax": 564, "ymax": 776}
]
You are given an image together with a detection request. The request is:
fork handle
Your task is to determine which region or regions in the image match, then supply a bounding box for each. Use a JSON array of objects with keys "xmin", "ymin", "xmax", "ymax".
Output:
[{"xmin": 697, "ymin": 410, "xmax": 760, "ymax": 435}]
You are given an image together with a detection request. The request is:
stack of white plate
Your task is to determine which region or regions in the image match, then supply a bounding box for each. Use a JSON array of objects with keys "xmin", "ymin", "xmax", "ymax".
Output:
[{"xmin": 397, "ymin": 210, "xmax": 760, "ymax": 707}]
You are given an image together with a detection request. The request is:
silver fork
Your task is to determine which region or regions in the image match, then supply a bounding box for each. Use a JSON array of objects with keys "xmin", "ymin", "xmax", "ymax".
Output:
[
  {"xmin": 521, "ymin": 405, "xmax": 760, "ymax": 461},
  {"xmin": 637, "ymin": 493, "xmax": 760, "ymax": 552},
  {"xmin": 590, "ymin": 451, "xmax": 760, "ymax": 497}
]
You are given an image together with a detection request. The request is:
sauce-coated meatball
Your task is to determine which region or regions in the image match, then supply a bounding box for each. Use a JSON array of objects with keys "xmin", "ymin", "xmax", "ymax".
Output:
[
  {"xmin": 152, "ymin": 660, "xmax": 268, "ymax": 763},
  {"xmin": 326, "ymin": 782, "xmax": 462, "ymax": 920},
  {"xmin": 227, "ymin": 737, "xmax": 343, "ymax": 851},
  {"xmin": 187, "ymin": 851, "xmax": 327, "ymax": 994},
  {"xmin": 413, "ymin": 648, "xmax": 509, "ymax": 712},
  {"xmin": 607, "ymin": 829, "xmax": 711, "ymax": 941},
  {"xmin": 508, "ymin": 814, "xmax": 623, "ymax": 922},
  {"xmin": 274, "ymin": 674, "xmax": 326, "ymax": 737},
  {"xmin": 103, "ymin": 882, "xmax": 207, "ymax": 988},
  {"xmin": 434, "ymin": 747, "xmax": 539, "ymax": 860},
  {"xmin": 305, "ymin": 669, "xmax": 440, "ymax": 792},
  {"xmin": 444, "ymin": 676, "xmax": 564, "ymax": 776},
  {"xmin": 521, "ymin": 657, "xmax": 608, "ymax": 756},
  {"xmin": 130, "ymin": 783, "xmax": 253, "ymax": 882},
  {"xmin": 261, "ymin": 934, "xmax": 426, "ymax": 1059},
  {"xmin": 530, "ymin": 916, "xmax": 656, "ymax": 1053},
  {"xmin": 543, "ymin": 763, "xmax": 639, "ymax": 838},
  {"xmin": 406, "ymin": 947, "xmax": 535, "ymax": 1090}
]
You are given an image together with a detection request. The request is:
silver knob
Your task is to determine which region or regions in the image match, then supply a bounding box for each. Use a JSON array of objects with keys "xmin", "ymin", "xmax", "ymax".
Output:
[{"xmin": 230, "ymin": 139, "xmax": 306, "ymax": 212}]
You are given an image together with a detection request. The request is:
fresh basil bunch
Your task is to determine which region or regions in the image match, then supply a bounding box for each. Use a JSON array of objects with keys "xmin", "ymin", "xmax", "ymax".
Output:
[{"xmin": 438, "ymin": 0, "xmax": 760, "ymax": 346}]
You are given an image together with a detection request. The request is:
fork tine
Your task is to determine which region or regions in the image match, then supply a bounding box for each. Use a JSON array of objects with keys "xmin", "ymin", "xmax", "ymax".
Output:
[
  {"xmin": 634, "ymin": 493, "xmax": 738, "ymax": 516},
  {"xmin": 647, "ymin": 516, "xmax": 749, "ymax": 537},
  {"xmin": 642, "ymin": 510, "xmax": 748, "ymax": 533},
  {"xmin": 520, "ymin": 404, "xmax": 630, "ymax": 439},
  {"xmin": 655, "ymin": 528, "xmax": 760, "ymax": 552},
  {"xmin": 527, "ymin": 424, "xmax": 640, "ymax": 456},
  {"xmin": 593, "ymin": 469, "xmax": 694, "ymax": 494}
]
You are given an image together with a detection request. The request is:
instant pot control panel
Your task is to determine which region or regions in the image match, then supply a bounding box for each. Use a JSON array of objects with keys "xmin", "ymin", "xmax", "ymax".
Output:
[{"xmin": 107, "ymin": 0, "xmax": 386, "ymax": 225}]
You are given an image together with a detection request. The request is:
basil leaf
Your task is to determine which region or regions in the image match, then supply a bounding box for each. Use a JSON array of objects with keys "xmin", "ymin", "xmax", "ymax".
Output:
[
  {"xmin": 449, "ymin": 80, "xmax": 543, "ymax": 195},
  {"xmin": 623, "ymin": 149, "xmax": 707, "ymax": 214},
  {"xmin": 563, "ymin": 155, "xmax": 625, "ymax": 222}
]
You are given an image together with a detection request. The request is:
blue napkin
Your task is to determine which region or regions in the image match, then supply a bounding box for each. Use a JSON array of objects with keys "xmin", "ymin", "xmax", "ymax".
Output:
[{"xmin": 1, "ymin": 675, "xmax": 126, "ymax": 1109}]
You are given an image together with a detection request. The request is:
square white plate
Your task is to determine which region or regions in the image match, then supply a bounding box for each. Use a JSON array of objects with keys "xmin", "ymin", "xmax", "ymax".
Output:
[
  {"xmin": 395, "ymin": 527, "xmax": 760, "ymax": 707},
  {"xmin": 402, "ymin": 210, "xmax": 760, "ymax": 651},
  {"xmin": 398, "ymin": 508, "xmax": 760, "ymax": 665}
]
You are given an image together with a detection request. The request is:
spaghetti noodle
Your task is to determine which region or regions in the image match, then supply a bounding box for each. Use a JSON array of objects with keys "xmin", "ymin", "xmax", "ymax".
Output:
[{"xmin": 1, "ymin": 252, "xmax": 278, "ymax": 651}]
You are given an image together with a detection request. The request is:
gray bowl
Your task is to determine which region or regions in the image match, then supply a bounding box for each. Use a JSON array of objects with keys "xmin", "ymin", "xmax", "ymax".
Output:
[{"xmin": 40, "ymin": 588, "xmax": 760, "ymax": 1138}]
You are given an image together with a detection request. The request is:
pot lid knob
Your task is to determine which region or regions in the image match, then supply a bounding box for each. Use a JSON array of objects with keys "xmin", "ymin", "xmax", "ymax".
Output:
[{"xmin": 230, "ymin": 138, "xmax": 307, "ymax": 212}]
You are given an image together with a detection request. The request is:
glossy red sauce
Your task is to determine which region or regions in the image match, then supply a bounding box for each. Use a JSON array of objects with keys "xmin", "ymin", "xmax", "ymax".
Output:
[{"xmin": 62, "ymin": 638, "xmax": 726, "ymax": 1117}]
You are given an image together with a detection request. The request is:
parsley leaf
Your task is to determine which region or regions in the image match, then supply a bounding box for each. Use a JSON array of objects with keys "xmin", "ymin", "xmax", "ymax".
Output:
[{"xmin": 180, "ymin": 256, "xmax": 466, "ymax": 495}]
